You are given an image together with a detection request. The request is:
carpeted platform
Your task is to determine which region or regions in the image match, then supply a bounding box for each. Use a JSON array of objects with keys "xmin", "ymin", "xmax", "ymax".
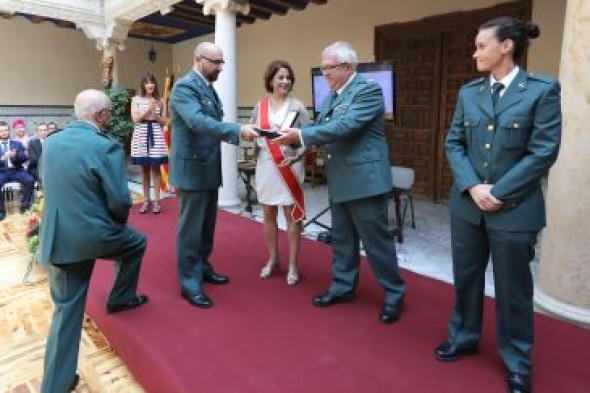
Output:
[{"xmin": 86, "ymin": 198, "xmax": 590, "ymax": 393}]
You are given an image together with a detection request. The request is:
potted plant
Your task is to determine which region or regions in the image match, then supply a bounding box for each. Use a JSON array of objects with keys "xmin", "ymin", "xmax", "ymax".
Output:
[{"xmin": 106, "ymin": 85, "xmax": 134, "ymax": 151}]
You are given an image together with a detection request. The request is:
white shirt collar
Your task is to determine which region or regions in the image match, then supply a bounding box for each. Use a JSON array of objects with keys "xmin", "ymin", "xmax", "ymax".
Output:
[
  {"xmin": 490, "ymin": 66, "xmax": 520, "ymax": 94},
  {"xmin": 193, "ymin": 68, "xmax": 211, "ymax": 86},
  {"xmin": 336, "ymin": 72, "xmax": 357, "ymax": 96}
]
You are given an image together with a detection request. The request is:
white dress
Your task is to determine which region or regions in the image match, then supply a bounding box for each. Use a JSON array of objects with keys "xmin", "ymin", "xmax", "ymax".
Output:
[
  {"xmin": 130, "ymin": 96, "xmax": 168, "ymax": 165},
  {"xmin": 254, "ymin": 98, "xmax": 305, "ymax": 206}
]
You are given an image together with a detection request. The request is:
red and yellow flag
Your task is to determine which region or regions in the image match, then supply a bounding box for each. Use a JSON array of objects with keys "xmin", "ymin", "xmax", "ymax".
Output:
[{"xmin": 160, "ymin": 74, "xmax": 174, "ymax": 192}]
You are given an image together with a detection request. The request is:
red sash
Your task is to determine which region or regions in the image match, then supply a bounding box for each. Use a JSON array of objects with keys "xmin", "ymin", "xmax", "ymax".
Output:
[{"xmin": 259, "ymin": 96, "xmax": 305, "ymax": 222}]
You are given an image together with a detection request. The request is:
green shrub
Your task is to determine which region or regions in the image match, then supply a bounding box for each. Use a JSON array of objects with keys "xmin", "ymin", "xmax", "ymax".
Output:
[{"xmin": 106, "ymin": 85, "xmax": 134, "ymax": 148}]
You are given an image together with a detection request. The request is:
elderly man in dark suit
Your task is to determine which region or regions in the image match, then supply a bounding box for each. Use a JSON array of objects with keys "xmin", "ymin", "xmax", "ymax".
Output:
[
  {"xmin": 169, "ymin": 42, "xmax": 258, "ymax": 309},
  {"xmin": 276, "ymin": 41, "xmax": 405, "ymax": 324},
  {"xmin": 0, "ymin": 120, "xmax": 35, "ymax": 220},
  {"xmin": 40, "ymin": 89, "xmax": 148, "ymax": 393},
  {"xmin": 434, "ymin": 17, "xmax": 561, "ymax": 393}
]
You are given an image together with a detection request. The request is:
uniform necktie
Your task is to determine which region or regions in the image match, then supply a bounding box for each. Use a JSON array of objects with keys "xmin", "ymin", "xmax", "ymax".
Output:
[
  {"xmin": 492, "ymin": 82, "xmax": 504, "ymax": 109},
  {"xmin": 209, "ymin": 85, "xmax": 220, "ymax": 104},
  {"xmin": 330, "ymin": 91, "xmax": 338, "ymax": 106}
]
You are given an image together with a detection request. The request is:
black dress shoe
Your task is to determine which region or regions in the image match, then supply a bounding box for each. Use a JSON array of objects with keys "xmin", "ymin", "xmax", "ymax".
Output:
[
  {"xmin": 433, "ymin": 342, "xmax": 479, "ymax": 362},
  {"xmin": 379, "ymin": 303, "xmax": 403, "ymax": 324},
  {"xmin": 181, "ymin": 291, "xmax": 213, "ymax": 309},
  {"xmin": 312, "ymin": 291, "xmax": 355, "ymax": 307},
  {"xmin": 506, "ymin": 372, "xmax": 531, "ymax": 393},
  {"xmin": 105, "ymin": 295, "xmax": 149, "ymax": 314},
  {"xmin": 68, "ymin": 374, "xmax": 80, "ymax": 391},
  {"xmin": 203, "ymin": 272, "xmax": 229, "ymax": 285}
]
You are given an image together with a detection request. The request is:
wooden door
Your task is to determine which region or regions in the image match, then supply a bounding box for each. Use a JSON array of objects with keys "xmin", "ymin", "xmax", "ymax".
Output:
[
  {"xmin": 376, "ymin": 0, "xmax": 531, "ymax": 201},
  {"xmin": 379, "ymin": 34, "xmax": 441, "ymax": 197}
]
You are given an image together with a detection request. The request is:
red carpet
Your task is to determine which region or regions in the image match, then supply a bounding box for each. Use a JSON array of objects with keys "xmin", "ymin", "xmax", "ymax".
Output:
[{"xmin": 87, "ymin": 198, "xmax": 590, "ymax": 393}]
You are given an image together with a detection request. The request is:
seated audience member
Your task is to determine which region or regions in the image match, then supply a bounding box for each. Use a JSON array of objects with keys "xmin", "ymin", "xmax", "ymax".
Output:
[
  {"xmin": 12, "ymin": 119, "xmax": 30, "ymax": 170},
  {"xmin": 28, "ymin": 123, "xmax": 48, "ymax": 186},
  {"xmin": 47, "ymin": 121, "xmax": 59, "ymax": 135},
  {"xmin": 0, "ymin": 120, "xmax": 35, "ymax": 220},
  {"xmin": 12, "ymin": 118, "xmax": 31, "ymax": 149}
]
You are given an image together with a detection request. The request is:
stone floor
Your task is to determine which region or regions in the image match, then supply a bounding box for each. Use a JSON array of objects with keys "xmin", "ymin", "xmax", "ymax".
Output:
[{"xmin": 0, "ymin": 199, "xmax": 143, "ymax": 392}]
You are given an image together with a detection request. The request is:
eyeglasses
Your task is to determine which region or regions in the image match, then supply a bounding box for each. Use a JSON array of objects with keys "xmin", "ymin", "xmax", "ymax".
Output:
[
  {"xmin": 201, "ymin": 56, "xmax": 225, "ymax": 65},
  {"xmin": 321, "ymin": 63, "xmax": 347, "ymax": 72}
]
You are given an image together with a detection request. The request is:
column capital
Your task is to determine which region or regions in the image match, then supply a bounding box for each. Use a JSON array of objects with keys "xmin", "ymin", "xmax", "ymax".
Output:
[
  {"xmin": 0, "ymin": 0, "xmax": 103, "ymax": 24},
  {"xmin": 196, "ymin": 0, "xmax": 250, "ymax": 16},
  {"xmin": 104, "ymin": 0, "xmax": 181, "ymax": 22},
  {"xmin": 78, "ymin": 18, "xmax": 133, "ymax": 52}
]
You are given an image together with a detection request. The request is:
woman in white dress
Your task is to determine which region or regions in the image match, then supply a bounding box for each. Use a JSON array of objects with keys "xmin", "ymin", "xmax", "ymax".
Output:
[
  {"xmin": 250, "ymin": 60, "xmax": 310, "ymax": 285},
  {"xmin": 130, "ymin": 73, "xmax": 168, "ymax": 214}
]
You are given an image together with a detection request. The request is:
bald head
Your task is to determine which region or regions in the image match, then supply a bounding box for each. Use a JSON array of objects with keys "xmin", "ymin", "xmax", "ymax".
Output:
[
  {"xmin": 74, "ymin": 89, "xmax": 111, "ymax": 120},
  {"xmin": 73, "ymin": 89, "xmax": 112, "ymax": 131},
  {"xmin": 194, "ymin": 42, "xmax": 222, "ymax": 60},
  {"xmin": 194, "ymin": 42, "xmax": 225, "ymax": 83}
]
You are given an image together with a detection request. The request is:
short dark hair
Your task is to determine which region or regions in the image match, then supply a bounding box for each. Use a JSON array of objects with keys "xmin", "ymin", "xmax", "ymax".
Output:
[
  {"xmin": 0, "ymin": 121, "xmax": 7, "ymax": 128},
  {"xmin": 139, "ymin": 72, "xmax": 160, "ymax": 99},
  {"xmin": 263, "ymin": 60, "xmax": 295, "ymax": 93},
  {"xmin": 479, "ymin": 17, "xmax": 540, "ymax": 60}
]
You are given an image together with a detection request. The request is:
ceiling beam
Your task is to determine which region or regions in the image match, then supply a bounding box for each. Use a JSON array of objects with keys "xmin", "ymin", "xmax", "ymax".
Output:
[
  {"xmin": 245, "ymin": 7, "xmax": 271, "ymax": 20},
  {"xmin": 236, "ymin": 12, "xmax": 256, "ymax": 24},
  {"xmin": 167, "ymin": 11, "xmax": 215, "ymax": 27},
  {"xmin": 249, "ymin": 2, "xmax": 287, "ymax": 16},
  {"xmin": 265, "ymin": 0, "xmax": 305, "ymax": 11}
]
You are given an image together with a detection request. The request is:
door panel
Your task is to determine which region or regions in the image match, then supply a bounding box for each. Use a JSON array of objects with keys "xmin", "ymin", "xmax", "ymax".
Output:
[{"xmin": 376, "ymin": 0, "xmax": 532, "ymax": 201}]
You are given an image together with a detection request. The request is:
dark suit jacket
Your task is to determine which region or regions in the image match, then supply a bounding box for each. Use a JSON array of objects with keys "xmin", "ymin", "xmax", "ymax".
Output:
[
  {"xmin": 445, "ymin": 69, "xmax": 561, "ymax": 231},
  {"xmin": 28, "ymin": 138, "xmax": 43, "ymax": 171},
  {"xmin": 39, "ymin": 121, "xmax": 133, "ymax": 264},
  {"xmin": 301, "ymin": 74, "xmax": 392, "ymax": 203},
  {"xmin": 0, "ymin": 139, "xmax": 28, "ymax": 171},
  {"xmin": 169, "ymin": 70, "xmax": 240, "ymax": 191}
]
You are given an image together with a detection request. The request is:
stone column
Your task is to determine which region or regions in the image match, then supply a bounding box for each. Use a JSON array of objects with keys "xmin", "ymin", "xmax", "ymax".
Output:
[
  {"xmin": 198, "ymin": 0, "xmax": 250, "ymax": 207},
  {"xmin": 535, "ymin": 0, "xmax": 590, "ymax": 326}
]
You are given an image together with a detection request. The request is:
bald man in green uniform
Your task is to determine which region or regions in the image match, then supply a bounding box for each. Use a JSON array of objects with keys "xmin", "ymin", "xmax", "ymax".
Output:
[{"xmin": 40, "ymin": 90, "xmax": 149, "ymax": 393}]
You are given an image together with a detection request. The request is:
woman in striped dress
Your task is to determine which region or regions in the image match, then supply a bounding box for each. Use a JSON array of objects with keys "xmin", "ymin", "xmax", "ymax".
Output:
[{"xmin": 130, "ymin": 73, "xmax": 168, "ymax": 214}]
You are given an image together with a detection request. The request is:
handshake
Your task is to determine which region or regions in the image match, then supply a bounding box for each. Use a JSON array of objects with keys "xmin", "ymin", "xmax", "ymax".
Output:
[{"xmin": 239, "ymin": 125, "xmax": 301, "ymax": 147}]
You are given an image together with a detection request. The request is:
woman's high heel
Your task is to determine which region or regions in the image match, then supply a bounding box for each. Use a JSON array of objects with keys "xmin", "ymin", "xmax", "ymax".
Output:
[
  {"xmin": 260, "ymin": 259, "xmax": 279, "ymax": 279},
  {"xmin": 139, "ymin": 201, "xmax": 150, "ymax": 214},
  {"xmin": 286, "ymin": 267, "xmax": 299, "ymax": 285}
]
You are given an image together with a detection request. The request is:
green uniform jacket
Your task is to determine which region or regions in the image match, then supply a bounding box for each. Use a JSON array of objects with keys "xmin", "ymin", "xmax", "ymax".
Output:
[
  {"xmin": 39, "ymin": 121, "xmax": 133, "ymax": 264},
  {"xmin": 169, "ymin": 70, "xmax": 240, "ymax": 191},
  {"xmin": 446, "ymin": 69, "xmax": 561, "ymax": 231},
  {"xmin": 301, "ymin": 74, "xmax": 393, "ymax": 203}
]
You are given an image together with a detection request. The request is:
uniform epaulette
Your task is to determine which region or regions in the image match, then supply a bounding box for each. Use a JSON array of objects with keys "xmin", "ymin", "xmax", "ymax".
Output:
[
  {"xmin": 46, "ymin": 129, "xmax": 63, "ymax": 138},
  {"xmin": 465, "ymin": 77, "xmax": 486, "ymax": 87},
  {"xmin": 96, "ymin": 130, "xmax": 114, "ymax": 141},
  {"xmin": 358, "ymin": 77, "xmax": 370, "ymax": 86},
  {"xmin": 527, "ymin": 72, "xmax": 554, "ymax": 84}
]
